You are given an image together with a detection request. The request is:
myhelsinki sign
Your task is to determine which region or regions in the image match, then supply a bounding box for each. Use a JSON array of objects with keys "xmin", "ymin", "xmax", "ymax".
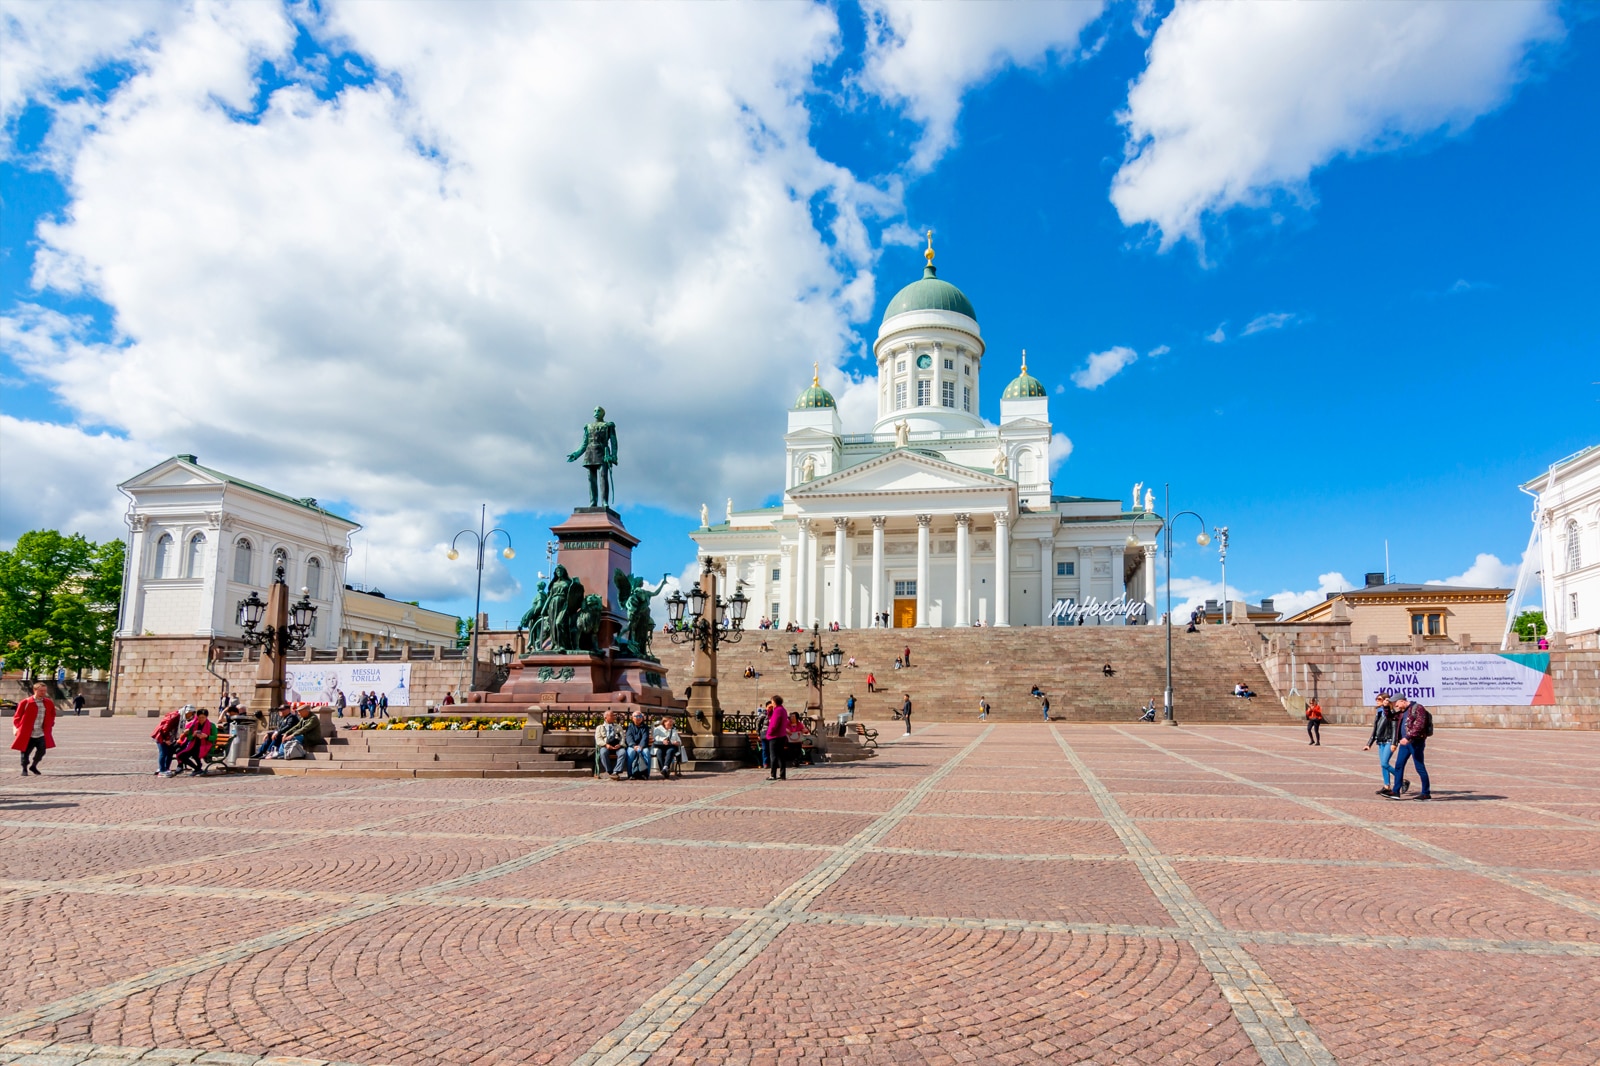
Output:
[
  {"xmin": 1051, "ymin": 596, "xmax": 1148, "ymax": 624},
  {"xmin": 1360, "ymin": 654, "xmax": 1554, "ymax": 707},
  {"xmin": 283, "ymin": 663, "xmax": 414, "ymax": 707}
]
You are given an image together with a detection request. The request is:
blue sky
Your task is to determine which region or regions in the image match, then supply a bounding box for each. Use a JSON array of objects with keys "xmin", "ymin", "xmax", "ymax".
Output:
[{"xmin": 1, "ymin": 1, "xmax": 1595, "ymax": 627}]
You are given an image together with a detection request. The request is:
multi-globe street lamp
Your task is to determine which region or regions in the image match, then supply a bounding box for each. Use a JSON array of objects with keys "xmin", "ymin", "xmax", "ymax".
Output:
[
  {"xmin": 235, "ymin": 565, "xmax": 319, "ymax": 714},
  {"xmin": 664, "ymin": 558, "xmax": 749, "ymax": 760},
  {"xmin": 447, "ymin": 504, "xmax": 514, "ymax": 693},
  {"xmin": 787, "ymin": 626, "xmax": 844, "ymax": 727}
]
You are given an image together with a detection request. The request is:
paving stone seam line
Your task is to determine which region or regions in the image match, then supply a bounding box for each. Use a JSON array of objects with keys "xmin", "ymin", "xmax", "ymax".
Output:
[
  {"xmin": 0, "ymin": 780, "xmax": 768, "ymax": 1040},
  {"xmin": 1207, "ymin": 726, "xmax": 1600, "ymax": 828},
  {"xmin": 571, "ymin": 729, "xmax": 995, "ymax": 1066},
  {"xmin": 1051, "ymin": 727, "xmax": 1337, "ymax": 1066},
  {"xmin": 0, "ymin": 1038, "xmax": 384, "ymax": 1065},
  {"xmin": 1112, "ymin": 726, "xmax": 1600, "ymax": 925},
  {"xmin": 6, "ymin": 874, "xmax": 1591, "ymax": 959}
]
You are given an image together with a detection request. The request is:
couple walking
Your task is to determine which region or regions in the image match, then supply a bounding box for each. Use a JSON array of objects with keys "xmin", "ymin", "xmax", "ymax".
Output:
[{"xmin": 1364, "ymin": 693, "xmax": 1433, "ymax": 800}]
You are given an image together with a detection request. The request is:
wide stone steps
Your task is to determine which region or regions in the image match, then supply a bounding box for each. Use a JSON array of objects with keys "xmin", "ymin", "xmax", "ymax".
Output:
[{"xmin": 653, "ymin": 626, "xmax": 1286, "ymax": 724}]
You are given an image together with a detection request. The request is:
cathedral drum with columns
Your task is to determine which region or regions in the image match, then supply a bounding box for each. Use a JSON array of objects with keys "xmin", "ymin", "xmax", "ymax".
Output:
[{"xmin": 692, "ymin": 240, "xmax": 1162, "ymax": 629}]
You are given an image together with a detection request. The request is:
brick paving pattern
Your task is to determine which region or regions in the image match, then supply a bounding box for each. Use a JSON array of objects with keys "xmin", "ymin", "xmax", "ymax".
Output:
[{"xmin": 3, "ymin": 717, "xmax": 1600, "ymax": 1064}]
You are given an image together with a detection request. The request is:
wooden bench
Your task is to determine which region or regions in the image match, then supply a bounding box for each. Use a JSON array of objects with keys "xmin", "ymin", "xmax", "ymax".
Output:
[{"xmin": 850, "ymin": 723, "xmax": 878, "ymax": 748}]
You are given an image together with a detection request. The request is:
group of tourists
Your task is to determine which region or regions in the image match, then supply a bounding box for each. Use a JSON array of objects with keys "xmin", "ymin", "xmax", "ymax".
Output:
[
  {"xmin": 342, "ymin": 690, "xmax": 388, "ymax": 718},
  {"xmin": 1365, "ymin": 693, "xmax": 1432, "ymax": 800},
  {"xmin": 253, "ymin": 705, "xmax": 323, "ymax": 760},
  {"xmin": 760, "ymin": 695, "xmax": 817, "ymax": 779},
  {"xmin": 594, "ymin": 709, "xmax": 683, "ymax": 780},
  {"xmin": 149, "ymin": 703, "xmax": 240, "ymax": 776}
]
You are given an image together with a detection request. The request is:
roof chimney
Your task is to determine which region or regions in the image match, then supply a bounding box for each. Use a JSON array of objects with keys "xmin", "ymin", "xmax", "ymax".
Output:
[{"xmin": 1364, "ymin": 572, "xmax": 1386, "ymax": 587}]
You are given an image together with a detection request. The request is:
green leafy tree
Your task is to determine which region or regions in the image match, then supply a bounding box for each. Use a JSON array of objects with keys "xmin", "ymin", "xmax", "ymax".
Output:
[
  {"xmin": 1513, "ymin": 610, "xmax": 1547, "ymax": 642},
  {"xmin": 455, "ymin": 616, "xmax": 472, "ymax": 649},
  {"xmin": 0, "ymin": 530, "xmax": 125, "ymax": 675}
]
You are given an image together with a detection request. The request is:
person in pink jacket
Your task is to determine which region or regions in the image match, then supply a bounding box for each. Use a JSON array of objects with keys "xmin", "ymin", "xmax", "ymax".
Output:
[
  {"xmin": 764, "ymin": 696, "xmax": 791, "ymax": 781},
  {"xmin": 12, "ymin": 682, "xmax": 57, "ymax": 776}
]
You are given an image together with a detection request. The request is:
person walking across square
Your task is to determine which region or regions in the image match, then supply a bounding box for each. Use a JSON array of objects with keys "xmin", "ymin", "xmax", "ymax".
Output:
[
  {"xmin": 12, "ymin": 682, "xmax": 56, "ymax": 776},
  {"xmin": 1364, "ymin": 694, "xmax": 1409, "ymax": 796},
  {"xmin": 978, "ymin": 696, "xmax": 990, "ymax": 721},
  {"xmin": 1388, "ymin": 697, "xmax": 1432, "ymax": 801}
]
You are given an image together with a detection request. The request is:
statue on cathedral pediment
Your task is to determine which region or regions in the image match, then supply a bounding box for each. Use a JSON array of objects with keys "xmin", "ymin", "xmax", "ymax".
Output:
[
  {"xmin": 993, "ymin": 445, "xmax": 1009, "ymax": 477},
  {"xmin": 1133, "ymin": 482, "xmax": 1142, "ymax": 511},
  {"xmin": 893, "ymin": 420, "xmax": 911, "ymax": 449},
  {"xmin": 1145, "ymin": 488, "xmax": 1154, "ymax": 513},
  {"xmin": 801, "ymin": 454, "xmax": 816, "ymax": 482}
]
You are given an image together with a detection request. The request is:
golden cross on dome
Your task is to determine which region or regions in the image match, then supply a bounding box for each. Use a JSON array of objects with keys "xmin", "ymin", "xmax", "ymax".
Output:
[
  {"xmin": 924, "ymin": 229, "xmax": 935, "ymax": 266},
  {"xmin": 1021, "ymin": 349, "xmax": 1028, "ymax": 373},
  {"xmin": 812, "ymin": 361, "xmax": 820, "ymax": 387}
]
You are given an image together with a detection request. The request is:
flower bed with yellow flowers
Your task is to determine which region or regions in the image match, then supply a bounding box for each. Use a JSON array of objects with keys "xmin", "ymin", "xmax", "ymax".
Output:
[{"xmin": 344, "ymin": 716, "xmax": 527, "ymax": 731}]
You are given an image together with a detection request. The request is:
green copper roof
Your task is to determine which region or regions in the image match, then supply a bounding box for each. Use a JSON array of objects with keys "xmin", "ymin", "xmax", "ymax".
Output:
[
  {"xmin": 794, "ymin": 383, "xmax": 836, "ymax": 409},
  {"xmin": 882, "ymin": 264, "xmax": 977, "ymax": 324},
  {"xmin": 1002, "ymin": 372, "xmax": 1046, "ymax": 398}
]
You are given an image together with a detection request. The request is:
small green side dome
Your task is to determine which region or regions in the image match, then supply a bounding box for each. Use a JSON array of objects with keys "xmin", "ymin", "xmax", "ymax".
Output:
[
  {"xmin": 883, "ymin": 264, "xmax": 977, "ymax": 324},
  {"xmin": 1001, "ymin": 352, "xmax": 1046, "ymax": 398},
  {"xmin": 794, "ymin": 364, "xmax": 836, "ymax": 409}
]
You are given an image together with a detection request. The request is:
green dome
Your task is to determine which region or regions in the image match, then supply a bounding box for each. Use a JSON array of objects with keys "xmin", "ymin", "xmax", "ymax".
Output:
[
  {"xmin": 1002, "ymin": 354, "xmax": 1046, "ymax": 398},
  {"xmin": 794, "ymin": 383, "xmax": 836, "ymax": 409},
  {"xmin": 883, "ymin": 264, "xmax": 977, "ymax": 324},
  {"xmin": 794, "ymin": 364, "xmax": 836, "ymax": 409}
]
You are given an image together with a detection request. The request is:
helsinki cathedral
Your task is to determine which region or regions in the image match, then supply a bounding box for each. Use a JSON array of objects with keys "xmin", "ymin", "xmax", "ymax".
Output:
[{"xmin": 691, "ymin": 238, "xmax": 1161, "ymax": 629}]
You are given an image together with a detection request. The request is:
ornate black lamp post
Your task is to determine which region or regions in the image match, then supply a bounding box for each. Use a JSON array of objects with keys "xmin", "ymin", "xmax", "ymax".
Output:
[
  {"xmin": 447, "ymin": 504, "xmax": 514, "ymax": 692},
  {"xmin": 235, "ymin": 565, "xmax": 318, "ymax": 714},
  {"xmin": 490, "ymin": 643, "xmax": 515, "ymax": 685},
  {"xmin": 787, "ymin": 625, "xmax": 844, "ymax": 727},
  {"xmin": 663, "ymin": 558, "xmax": 748, "ymax": 760}
]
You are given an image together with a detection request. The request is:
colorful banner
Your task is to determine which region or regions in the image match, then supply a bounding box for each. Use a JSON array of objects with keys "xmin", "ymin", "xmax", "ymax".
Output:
[
  {"xmin": 283, "ymin": 663, "xmax": 413, "ymax": 707},
  {"xmin": 1359, "ymin": 653, "xmax": 1554, "ymax": 707}
]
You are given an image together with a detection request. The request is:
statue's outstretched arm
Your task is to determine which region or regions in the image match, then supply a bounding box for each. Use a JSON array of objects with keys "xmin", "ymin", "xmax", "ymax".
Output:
[
  {"xmin": 647, "ymin": 573, "xmax": 672, "ymax": 601},
  {"xmin": 565, "ymin": 426, "xmax": 589, "ymax": 463}
]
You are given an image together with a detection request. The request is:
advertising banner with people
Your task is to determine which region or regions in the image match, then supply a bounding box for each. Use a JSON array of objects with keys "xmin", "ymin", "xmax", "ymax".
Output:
[
  {"xmin": 1359, "ymin": 653, "xmax": 1554, "ymax": 706},
  {"xmin": 283, "ymin": 663, "xmax": 413, "ymax": 707}
]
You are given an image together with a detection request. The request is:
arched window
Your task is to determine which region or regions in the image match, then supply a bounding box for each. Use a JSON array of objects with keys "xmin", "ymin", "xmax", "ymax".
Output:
[
  {"xmin": 1017, "ymin": 450, "xmax": 1037, "ymax": 486},
  {"xmin": 233, "ymin": 539, "xmax": 253, "ymax": 584},
  {"xmin": 152, "ymin": 534, "xmax": 173, "ymax": 578},
  {"xmin": 272, "ymin": 547, "xmax": 288, "ymax": 582},
  {"xmin": 185, "ymin": 533, "xmax": 206, "ymax": 578},
  {"xmin": 305, "ymin": 557, "xmax": 323, "ymax": 599},
  {"xmin": 1567, "ymin": 520, "xmax": 1583, "ymax": 572}
]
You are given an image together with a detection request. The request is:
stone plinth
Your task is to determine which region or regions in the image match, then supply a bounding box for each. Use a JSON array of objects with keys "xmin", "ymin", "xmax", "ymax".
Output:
[
  {"xmin": 483, "ymin": 652, "xmax": 678, "ymax": 708},
  {"xmin": 550, "ymin": 508, "xmax": 639, "ymax": 621}
]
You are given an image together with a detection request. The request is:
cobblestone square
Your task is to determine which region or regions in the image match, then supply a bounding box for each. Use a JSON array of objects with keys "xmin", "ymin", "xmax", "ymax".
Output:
[{"xmin": 4, "ymin": 717, "xmax": 1599, "ymax": 1065}]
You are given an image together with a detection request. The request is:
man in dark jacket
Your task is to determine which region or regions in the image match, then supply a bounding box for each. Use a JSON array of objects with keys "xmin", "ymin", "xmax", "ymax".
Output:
[
  {"xmin": 901, "ymin": 694, "xmax": 912, "ymax": 735},
  {"xmin": 279, "ymin": 707, "xmax": 322, "ymax": 757},
  {"xmin": 1363, "ymin": 695, "xmax": 1409, "ymax": 796},
  {"xmin": 1387, "ymin": 697, "xmax": 1432, "ymax": 800},
  {"xmin": 624, "ymin": 710, "xmax": 652, "ymax": 779}
]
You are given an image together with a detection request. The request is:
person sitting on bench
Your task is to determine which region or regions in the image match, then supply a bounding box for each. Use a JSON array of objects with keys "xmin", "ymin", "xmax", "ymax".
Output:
[
  {"xmin": 624, "ymin": 710, "xmax": 653, "ymax": 779},
  {"xmin": 595, "ymin": 710, "xmax": 626, "ymax": 778},
  {"xmin": 653, "ymin": 715, "xmax": 684, "ymax": 777}
]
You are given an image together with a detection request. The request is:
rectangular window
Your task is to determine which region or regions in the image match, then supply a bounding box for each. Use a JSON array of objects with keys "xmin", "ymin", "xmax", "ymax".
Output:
[
  {"xmin": 772, "ymin": 568, "xmax": 781, "ymax": 582},
  {"xmin": 1570, "ymin": 592, "xmax": 1579, "ymax": 619},
  {"xmin": 1057, "ymin": 561, "xmax": 1074, "ymax": 576},
  {"xmin": 895, "ymin": 381, "xmax": 906, "ymax": 409},
  {"xmin": 943, "ymin": 357, "xmax": 954, "ymax": 370},
  {"xmin": 896, "ymin": 360, "xmax": 906, "ymax": 373},
  {"xmin": 1411, "ymin": 611, "xmax": 1446, "ymax": 636},
  {"xmin": 963, "ymin": 385, "xmax": 971, "ymax": 411},
  {"xmin": 941, "ymin": 380, "xmax": 955, "ymax": 408},
  {"xmin": 916, "ymin": 379, "xmax": 930, "ymax": 406},
  {"xmin": 1428, "ymin": 613, "xmax": 1442, "ymax": 636},
  {"xmin": 1411, "ymin": 614, "xmax": 1425, "ymax": 636},
  {"xmin": 770, "ymin": 601, "xmax": 780, "ymax": 619},
  {"xmin": 894, "ymin": 580, "xmax": 917, "ymax": 597},
  {"xmin": 963, "ymin": 362, "xmax": 971, "ymax": 375}
]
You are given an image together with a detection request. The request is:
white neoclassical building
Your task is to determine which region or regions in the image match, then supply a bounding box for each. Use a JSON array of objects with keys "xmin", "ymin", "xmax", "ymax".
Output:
[
  {"xmin": 691, "ymin": 245, "xmax": 1162, "ymax": 628},
  {"xmin": 1522, "ymin": 442, "xmax": 1600, "ymax": 639}
]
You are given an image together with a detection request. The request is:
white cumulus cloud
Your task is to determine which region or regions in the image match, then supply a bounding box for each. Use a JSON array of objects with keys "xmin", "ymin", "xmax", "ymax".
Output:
[
  {"xmin": 861, "ymin": 0, "xmax": 1104, "ymax": 170},
  {"xmin": 1266, "ymin": 572, "xmax": 1353, "ymax": 619},
  {"xmin": 1112, "ymin": 0, "xmax": 1563, "ymax": 247},
  {"xmin": 1071, "ymin": 345, "xmax": 1139, "ymax": 390},
  {"xmin": 1428, "ymin": 552, "xmax": 1518, "ymax": 589}
]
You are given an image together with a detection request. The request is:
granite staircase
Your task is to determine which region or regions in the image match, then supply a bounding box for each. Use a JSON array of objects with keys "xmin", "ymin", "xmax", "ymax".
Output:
[{"xmin": 655, "ymin": 625, "xmax": 1287, "ymax": 725}]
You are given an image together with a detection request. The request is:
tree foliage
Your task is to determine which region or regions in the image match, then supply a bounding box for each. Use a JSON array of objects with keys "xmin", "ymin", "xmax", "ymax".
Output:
[
  {"xmin": 0, "ymin": 530, "xmax": 125, "ymax": 674},
  {"xmin": 1513, "ymin": 610, "xmax": 1547, "ymax": 641}
]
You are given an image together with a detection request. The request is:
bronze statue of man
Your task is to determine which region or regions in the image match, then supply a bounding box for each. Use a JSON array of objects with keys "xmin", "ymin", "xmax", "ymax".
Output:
[{"xmin": 566, "ymin": 406, "xmax": 619, "ymax": 508}]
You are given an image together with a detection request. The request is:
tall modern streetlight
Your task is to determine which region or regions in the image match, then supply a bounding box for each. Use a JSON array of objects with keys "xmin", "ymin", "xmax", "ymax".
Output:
[
  {"xmin": 1158, "ymin": 483, "xmax": 1203, "ymax": 723},
  {"xmin": 447, "ymin": 505, "xmax": 514, "ymax": 692},
  {"xmin": 1215, "ymin": 526, "xmax": 1230, "ymax": 624}
]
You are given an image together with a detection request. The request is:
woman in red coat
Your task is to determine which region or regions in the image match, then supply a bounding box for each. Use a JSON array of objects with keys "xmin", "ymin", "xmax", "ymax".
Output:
[{"xmin": 12, "ymin": 682, "xmax": 57, "ymax": 776}]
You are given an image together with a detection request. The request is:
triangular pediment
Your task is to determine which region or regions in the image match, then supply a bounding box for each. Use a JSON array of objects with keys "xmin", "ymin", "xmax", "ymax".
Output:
[
  {"xmin": 790, "ymin": 449, "xmax": 1012, "ymax": 499},
  {"xmin": 120, "ymin": 458, "xmax": 225, "ymax": 492}
]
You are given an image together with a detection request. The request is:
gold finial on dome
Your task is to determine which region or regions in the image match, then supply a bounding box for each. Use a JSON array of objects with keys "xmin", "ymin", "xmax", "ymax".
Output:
[
  {"xmin": 812, "ymin": 361, "xmax": 820, "ymax": 387},
  {"xmin": 1021, "ymin": 348, "xmax": 1028, "ymax": 373},
  {"xmin": 924, "ymin": 229, "xmax": 935, "ymax": 266}
]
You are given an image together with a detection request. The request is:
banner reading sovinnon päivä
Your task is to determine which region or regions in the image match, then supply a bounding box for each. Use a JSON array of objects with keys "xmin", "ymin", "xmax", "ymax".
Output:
[{"xmin": 1359, "ymin": 653, "xmax": 1554, "ymax": 707}]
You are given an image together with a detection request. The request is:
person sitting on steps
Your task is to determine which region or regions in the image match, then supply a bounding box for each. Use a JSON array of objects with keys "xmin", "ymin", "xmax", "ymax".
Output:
[{"xmin": 1102, "ymin": 663, "xmax": 1115, "ymax": 678}]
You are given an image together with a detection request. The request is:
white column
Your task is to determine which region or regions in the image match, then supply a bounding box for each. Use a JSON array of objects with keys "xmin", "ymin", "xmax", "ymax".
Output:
[
  {"xmin": 754, "ymin": 555, "xmax": 769, "ymax": 624},
  {"xmin": 915, "ymin": 514, "xmax": 932, "ymax": 627},
  {"xmin": 1039, "ymin": 535, "xmax": 1055, "ymax": 627},
  {"xmin": 806, "ymin": 522, "xmax": 820, "ymax": 626},
  {"xmin": 870, "ymin": 516, "xmax": 886, "ymax": 626},
  {"xmin": 794, "ymin": 521, "xmax": 809, "ymax": 626},
  {"xmin": 954, "ymin": 513, "xmax": 971, "ymax": 627},
  {"xmin": 1110, "ymin": 545, "xmax": 1125, "ymax": 626},
  {"xmin": 994, "ymin": 511, "xmax": 1010, "ymax": 627},
  {"xmin": 1143, "ymin": 543, "xmax": 1158, "ymax": 625},
  {"xmin": 779, "ymin": 545, "xmax": 793, "ymax": 624},
  {"xmin": 831, "ymin": 517, "xmax": 847, "ymax": 627}
]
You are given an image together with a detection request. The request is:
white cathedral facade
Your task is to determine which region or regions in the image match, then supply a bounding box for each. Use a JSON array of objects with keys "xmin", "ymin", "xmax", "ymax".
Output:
[{"xmin": 691, "ymin": 244, "xmax": 1162, "ymax": 629}]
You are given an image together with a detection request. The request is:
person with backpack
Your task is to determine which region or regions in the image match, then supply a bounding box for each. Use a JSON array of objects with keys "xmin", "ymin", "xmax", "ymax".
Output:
[
  {"xmin": 1305, "ymin": 699, "xmax": 1324, "ymax": 745},
  {"xmin": 1364, "ymin": 694, "xmax": 1409, "ymax": 797},
  {"xmin": 1387, "ymin": 697, "xmax": 1432, "ymax": 801}
]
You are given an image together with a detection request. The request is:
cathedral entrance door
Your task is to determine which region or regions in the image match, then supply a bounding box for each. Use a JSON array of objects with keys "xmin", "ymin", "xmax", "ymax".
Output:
[{"xmin": 893, "ymin": 599, "xmax": 916, "ymax": 628}]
